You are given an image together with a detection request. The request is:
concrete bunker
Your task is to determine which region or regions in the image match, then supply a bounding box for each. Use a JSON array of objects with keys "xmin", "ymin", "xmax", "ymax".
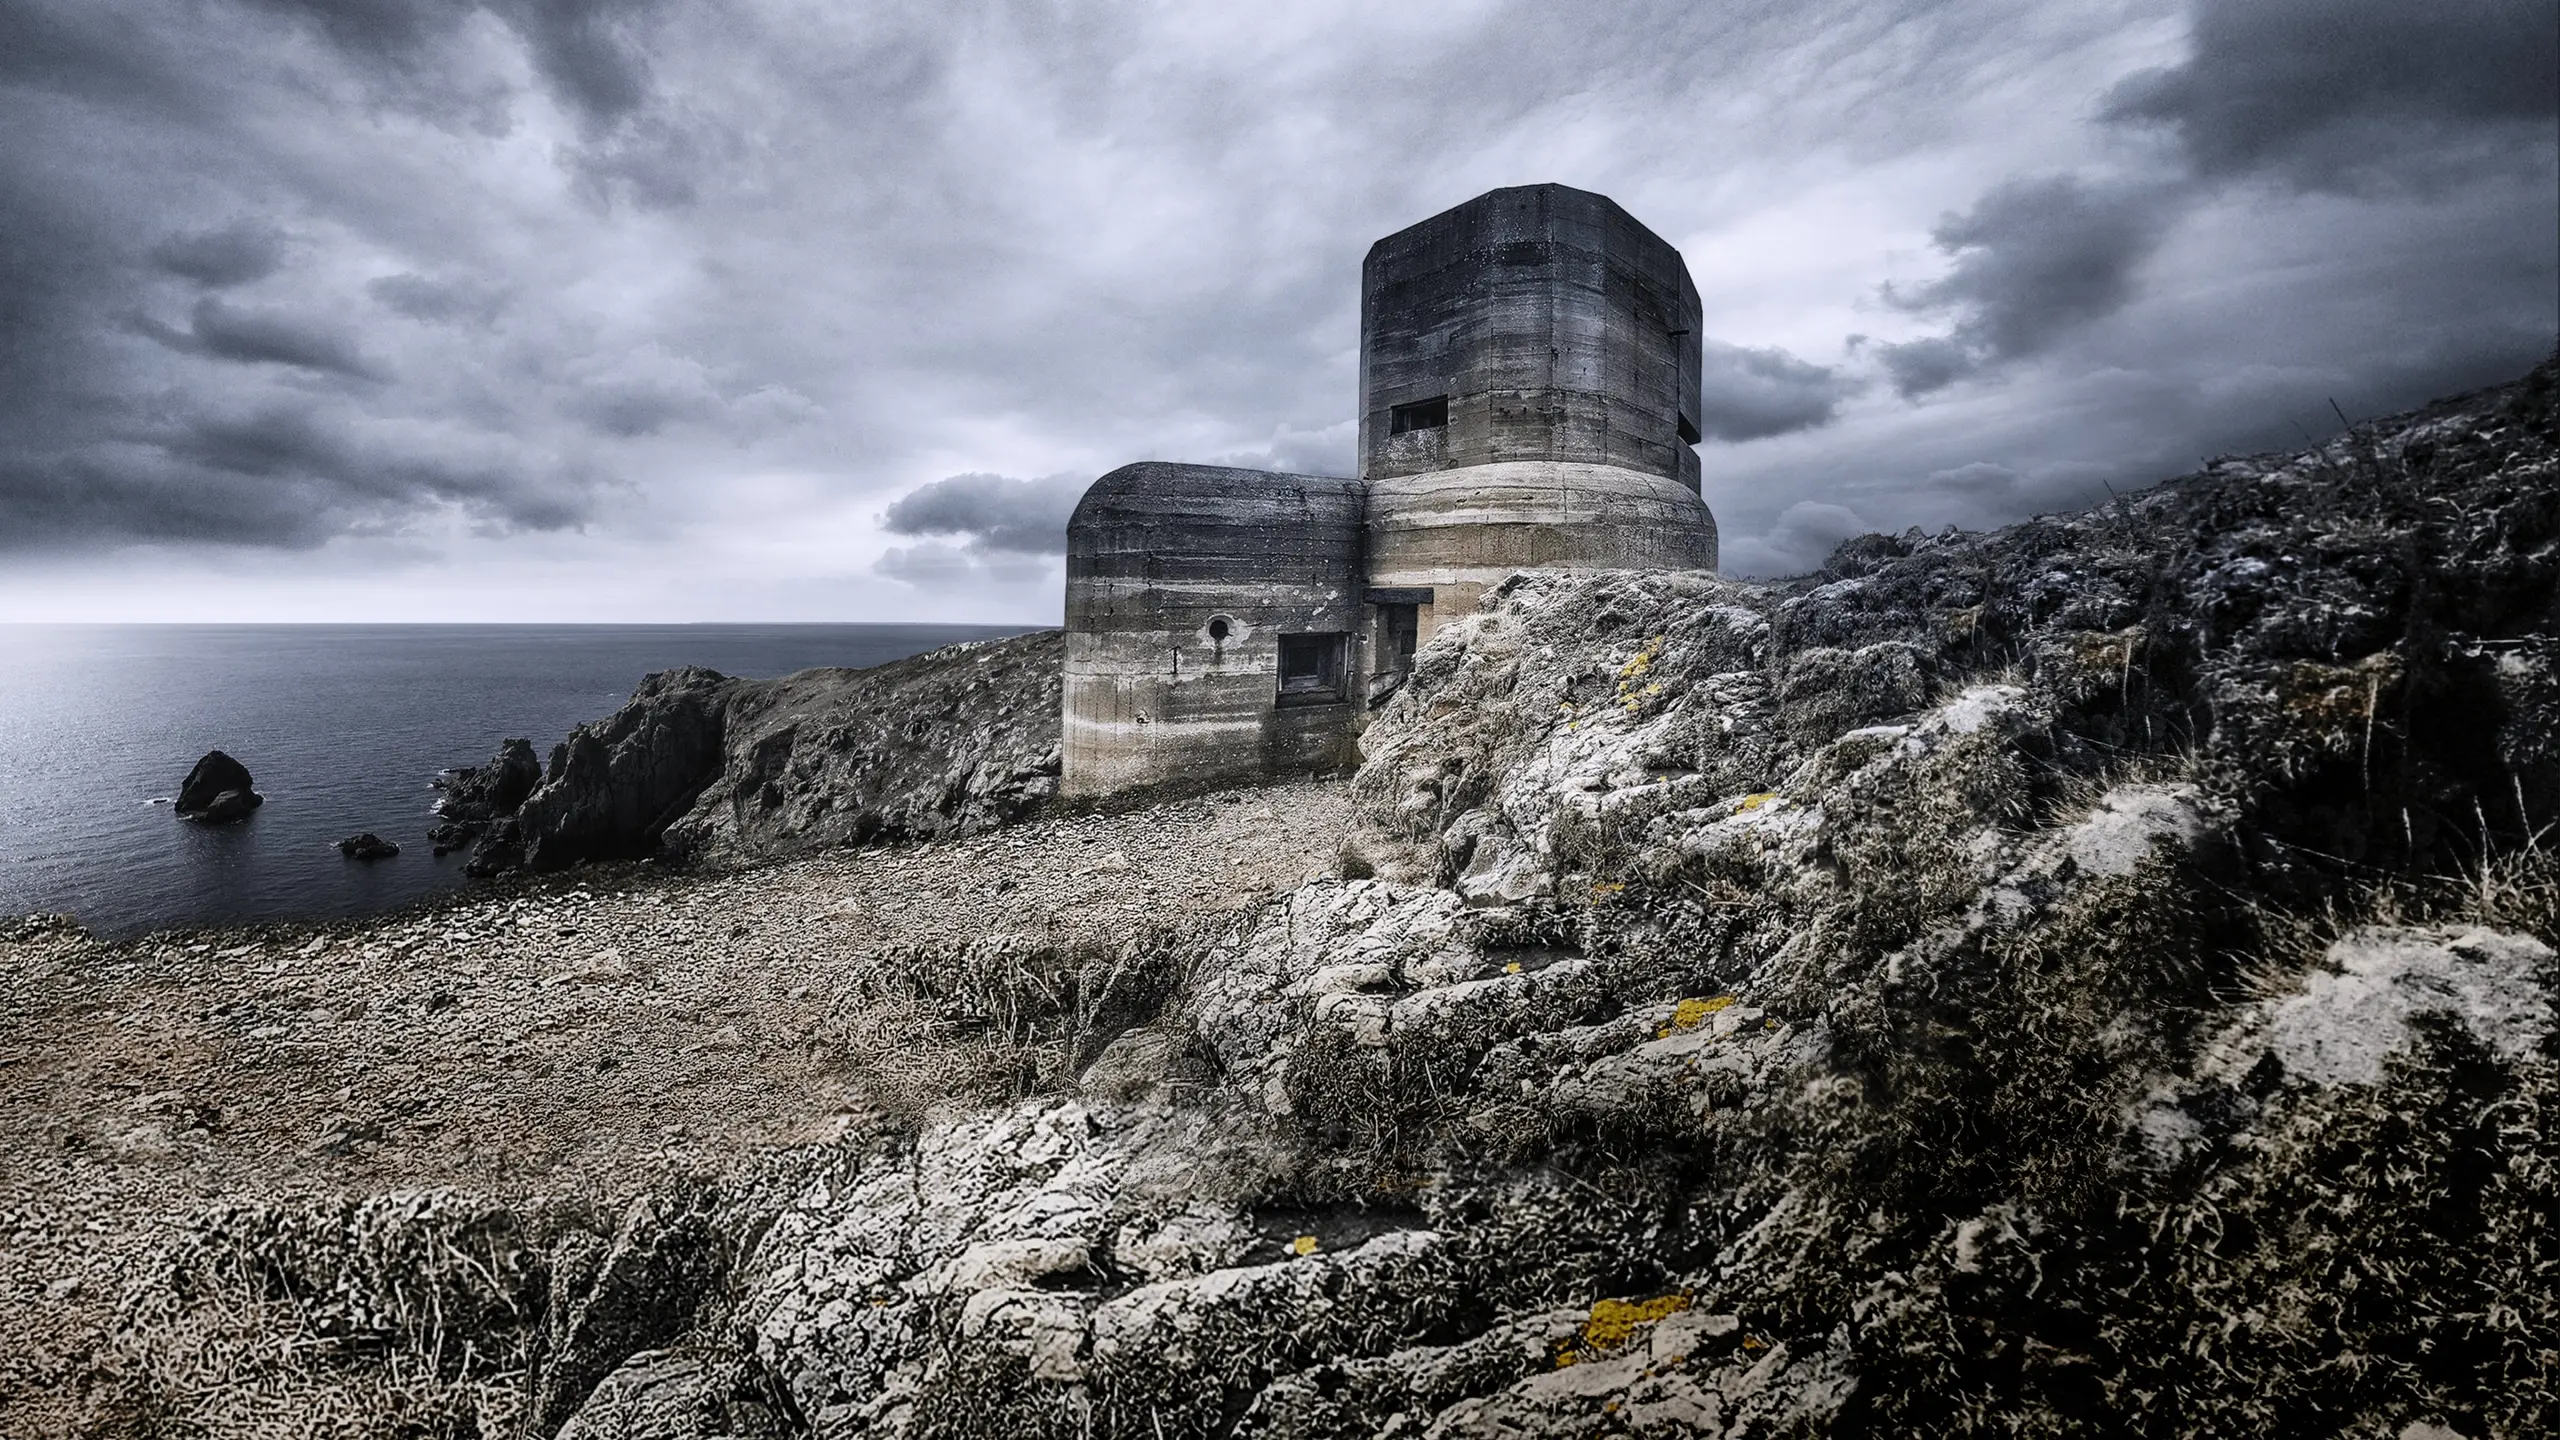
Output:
[{"xmin": 1061, "ymin": 183, "xmax": 1721, "ymax": 800}]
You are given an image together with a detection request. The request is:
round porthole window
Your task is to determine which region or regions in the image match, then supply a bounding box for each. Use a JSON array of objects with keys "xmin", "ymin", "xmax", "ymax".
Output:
[{"xmin": 1206, "ymin": 615, "xmax": 1233, "ymax": 642}]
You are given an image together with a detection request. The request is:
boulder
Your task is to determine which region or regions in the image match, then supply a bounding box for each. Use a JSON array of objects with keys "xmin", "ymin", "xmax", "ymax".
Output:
[
  {"xmin": 174, "ymin": 750, "xmax": 261, "ymax": 823},
  {"xmin": 336, "ymin": 832, "xmax": 399, "ymax": 861}
]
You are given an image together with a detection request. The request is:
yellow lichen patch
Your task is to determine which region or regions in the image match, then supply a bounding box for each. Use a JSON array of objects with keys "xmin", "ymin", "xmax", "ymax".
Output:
[
  {"xmin": 1579, "ymin": 1294, "xmax": 1692, "ymax": 1354},
  {"xmin": 1671, "ymin": 995, "xmax": 1737, "ymax": 1030},
  {"xmin": 1504, "ymin": 961, "xmax": 1524, "ymax": 975},
  {"xmin": 1291, "ymin": 1235, "xmax": 1320, "ymax": 1256},
  {"xmin": 1737, "ymin": 791, "xmax": 1778, "ymax": 812},
  {"xmin": 2279, "ymin": 652, "xmax": 2402, "ymax": 743}
]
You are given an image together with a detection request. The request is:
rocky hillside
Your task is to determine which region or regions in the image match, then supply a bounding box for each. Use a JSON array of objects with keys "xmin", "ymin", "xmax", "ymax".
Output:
[
  {"xmin": 58, "ymin": 358, "xmax": 2560, "ymax": 1440},
  {"xmin": 462, "ymin": 630, "xmax": 1063, "ymax": 875}
]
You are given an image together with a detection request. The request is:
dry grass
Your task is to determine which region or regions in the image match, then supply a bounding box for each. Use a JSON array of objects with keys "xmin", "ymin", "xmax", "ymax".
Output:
[{"xmin": 814, "ymin": 918, "xmax": 1226, "ymax": 1123}]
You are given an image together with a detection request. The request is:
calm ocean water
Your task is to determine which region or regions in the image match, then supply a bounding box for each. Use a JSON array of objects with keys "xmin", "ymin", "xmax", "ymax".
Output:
[{"xmin": 0, "ymin": 624, "xmax": 1034, "ymax": 937}]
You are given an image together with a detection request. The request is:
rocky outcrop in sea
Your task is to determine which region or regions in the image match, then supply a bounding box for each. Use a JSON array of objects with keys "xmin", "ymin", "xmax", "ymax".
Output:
[{"xmin": 173, "ymin": 749, "xmax": 263, "ymax": 825}]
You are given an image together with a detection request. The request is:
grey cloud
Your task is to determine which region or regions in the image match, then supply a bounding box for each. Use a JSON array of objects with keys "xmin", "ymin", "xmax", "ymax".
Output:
[
  {"xmin": 1202, "ymin": 421, "xmax": 1358, "ymax": 478},
  {"xmin": 1695, "ymin": 339, "xmax": 1858, "ymax": 441},
  {"xmin": 150, "ymin": 220, "xmax": 290, "ymax": 287},
  {"xmin": 504, "ymin": 0, "xmax": 659, "ymax": 128},
  {"xmin": 241, "ymin": 0, "xmax": 667, "ymax": 133},
  {"xmin": 158, "ymin": 404, "xmax": 593, "ymax": 530},
  {"xmin": 1919, "ymin": 461, "xmax": 2019, "ymax": 497},
  {"xmin": 2101, "ymin": 0, "xmax": 2560, "ymax": 193},
  {"xmin": 881, "ymin": 472, "xmax": 1088, "ymax": 556},
  {"xmin": 2, "ymin": 404, "xmax": 594, "ymax": 550},
  {"xmin": 368, "ymin": 272, "xmax": 506, "ymax": 324},
  {"xmin": 1873, "ymin": 0, "xmax": 2556, "ymax": 402},
  {"xmin": 1880, "ymin": 174, "xmax": 2182, "ymax": 396},
  {"xmin": 137, "ymin": 297, "xmax": 387, "ymax": 380},
  {"xmin": 1719, "ymin": 500, "xmax": 1872, "ymax": 578},
  {"xmin": 873, "ymin": 539, "xmax": 1052, "ymax": 589},
  {"xmin": 1871, "ymin": 336, "xmax": 1977, "ymax": 400}
]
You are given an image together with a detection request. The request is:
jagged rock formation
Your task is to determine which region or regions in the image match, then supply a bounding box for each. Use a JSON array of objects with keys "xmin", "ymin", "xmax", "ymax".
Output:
[
  {"xmin": 430, "ymin": 738, "xmax": 543, "ymax": 855},
  {"xmin": 466, "ymin": 631, "xmax": 1064, "ymax": 876}
]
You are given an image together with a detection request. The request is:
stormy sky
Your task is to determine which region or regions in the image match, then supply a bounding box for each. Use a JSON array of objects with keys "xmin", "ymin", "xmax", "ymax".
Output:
[{"xmin": 2, "ymin": 0, "xmax": 2552, "ymax": 622}]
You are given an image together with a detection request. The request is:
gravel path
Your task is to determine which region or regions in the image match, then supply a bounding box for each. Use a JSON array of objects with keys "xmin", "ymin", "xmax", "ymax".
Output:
[{"xmin": 0, "ymin": 779, "xmax": 1349, "ymax": 1431}]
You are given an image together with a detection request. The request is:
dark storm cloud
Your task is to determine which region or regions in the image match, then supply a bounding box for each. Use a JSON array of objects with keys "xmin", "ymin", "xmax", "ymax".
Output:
[
  {"xmin": 137, "ymin": 297, "xmax": 388, "ymax": 380},
  {"xmin": 150, "ymin": 221, "xmax": 291, "ymax": 287},
  {"xmin": 3, "ymin": 404, "xmax": 592, "ymax": 549},
  {"xmin": 2100, "ymin": 0, "xmax": 2560, "ymax": 192},
  {"xmin": 882, "ymin": 472, "xmax": 1087, "ymax": 556},
  {"xmin": 157, "ymin": 405, "xmax": 593, "ymax": 530},
  {"xmin": 1695, "ymin": 340, "xmax": 1858, "ymax": 441},
  {"xmin": 1876, "ymin": 174, "xmax": 2181, "ymax": 396},
  {"xmin": 1, "ymin": 0, "xmax": 2552, "ymax": 615},
  {"xmin": 502, "ymin": 0, "xmax": 658, "ymax": 127},
  {"xmin": 1870, "ymin": 0, "xmax": 2555, "ymax": 402}
]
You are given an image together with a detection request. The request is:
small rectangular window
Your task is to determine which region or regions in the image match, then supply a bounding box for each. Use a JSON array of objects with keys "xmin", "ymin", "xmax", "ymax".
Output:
[
  {"xmin": 1677, "ymin": 411, "xmax": 1702, "ymax": 446},
  {"xmin": 1376, "ymin": 603, "xmax": 1418, "ymax": 676},
  {"xmin": 1277, "ymin": 632, "xmax": 1348, "ymax": 703},
  {"xmin": 1389, "ymin": 396, "xmax": 1448, "ymax": 435}
]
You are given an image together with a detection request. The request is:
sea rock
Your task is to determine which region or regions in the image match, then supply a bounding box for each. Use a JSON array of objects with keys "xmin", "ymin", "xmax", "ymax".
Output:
[
  {"xmin": 481, "ymin": 667, "xmax": 737, "ymax": 875},
  {"xmin": 430, "ymin": 738, "xmax": 542, "ymax": 855},
  {"xmin": 174, "ymin": 750, "xmax": 262, "ymax": 823},
  {"xmin": 336, "ymin": 832, "xmax": 399, "ymax": 861}
]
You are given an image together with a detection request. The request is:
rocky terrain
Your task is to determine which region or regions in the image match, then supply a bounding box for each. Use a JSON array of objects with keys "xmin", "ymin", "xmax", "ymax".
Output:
[
  {"xmin": 0, "ymin": 782, "xmax": 1347, "ymax": 1436},
  {"xmin": 454, "ymin": 632, "xmax": 1064, "ymax": 877},
  {"xmin": 5, "ymin": 358, "xmax": 2558, "ymax": 1439}
]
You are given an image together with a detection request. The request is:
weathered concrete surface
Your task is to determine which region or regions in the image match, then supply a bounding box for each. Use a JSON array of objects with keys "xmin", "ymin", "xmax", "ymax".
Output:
[
  {"xmin": 1361, "ymin": 184, "xmax": 1704, "ymax": 493},
  {"xmin": 1063, "ymin": 463, "xmax": 1366, "ymax": 798},
  {"xmin": 1364, "ymin": 459, "xmax": 1719, "ymax": 645}
]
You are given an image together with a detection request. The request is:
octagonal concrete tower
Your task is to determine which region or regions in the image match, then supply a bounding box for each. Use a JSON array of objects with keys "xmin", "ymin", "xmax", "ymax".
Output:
[{"xmin": 1362, "ymin": 184, "xmax": 1719, "ymax": 641}]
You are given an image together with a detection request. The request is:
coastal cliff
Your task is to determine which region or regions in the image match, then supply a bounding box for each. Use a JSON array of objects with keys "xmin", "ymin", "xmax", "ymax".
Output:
[
  {"xmin": 463, "ymin": 630, "xmax": 1064, "ymax": 876},
  {"xmin": 11, "ymin": 359, "xmax": 2558, "ymax": 1438}
]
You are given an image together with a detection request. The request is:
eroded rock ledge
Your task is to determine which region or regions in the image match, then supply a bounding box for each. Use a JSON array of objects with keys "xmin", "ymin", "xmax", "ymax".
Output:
[{"xmin": 467, "ymin": 630, "xmax": 1063, "ymax": 876}]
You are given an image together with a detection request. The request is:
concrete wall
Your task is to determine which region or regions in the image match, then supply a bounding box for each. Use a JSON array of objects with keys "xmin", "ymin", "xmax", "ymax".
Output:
[
  {"xmin": 1062, "ymin": 463, "xmax": 1367, "ymax": 798},
  {"xmin": 1360, "ymin": 184, "xmax": 1705, "ymax": 492},
  {"xmin": 1365, "ymin": 461, "xmax": 1720, "ymax": 645}
]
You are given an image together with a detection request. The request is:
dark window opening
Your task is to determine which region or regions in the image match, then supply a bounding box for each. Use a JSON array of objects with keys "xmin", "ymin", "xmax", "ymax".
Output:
[
  {"xmin": 1389, "ymin": 396, "xmax": 1448, "ymax": 435},
  {"xmin": 1677, "ymin": 411, "xmax": 1701, "ymax": 446},
  {"xmin": 1277, "ymin": 632, "xmax": 1349, "ymax": 704},
  {"xmin": 1376, "ymin": 604, "xmax": 1418, "ymax": 677}
]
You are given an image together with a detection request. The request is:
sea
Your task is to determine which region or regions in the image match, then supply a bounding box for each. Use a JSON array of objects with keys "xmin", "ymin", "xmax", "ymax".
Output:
[{"xmin": 0, "ymin": 623, "xmax": 1035, "ymax": 938}]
